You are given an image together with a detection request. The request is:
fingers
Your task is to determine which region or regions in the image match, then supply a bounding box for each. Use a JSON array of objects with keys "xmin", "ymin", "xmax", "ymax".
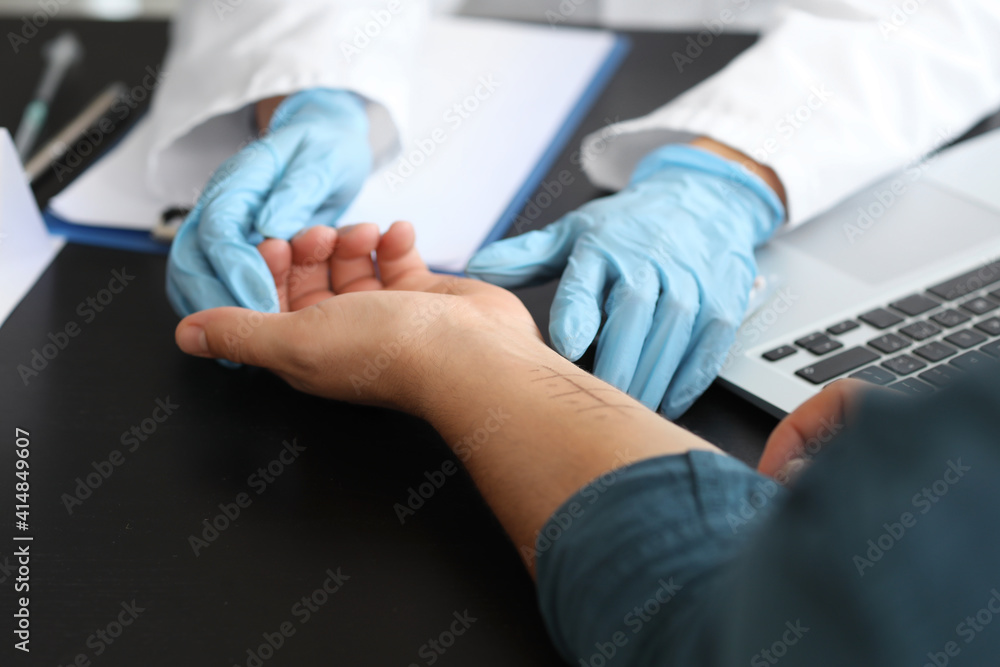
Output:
[
  {"xmin": 255, "ymin": 148, "xmax": 337, "ymax": 240},
  {"xmin": 548, "ymin": 242, "xmax": 609, "ymax": 361},
  {"xmin": 376, "ymin": 221, "xmax": 428, "ymax": 287},
  {"xmin": 659, "ymin": 306, "xmax": 739, "ymax": 420},
  {"xmin": 331, "ymin": 223, "xmax": 382, "ymax": 293},
  {"xmin": 593, "ymin": 267, "xmax": 661, "ymax": 393},
  {"xmin": 197, "ymin": 149, "xmax": 283, "ymax": 313},
  {"xmin": 254, "ymin": 126, "xmax": 371, "ymax": 239},
  {"xmin": 466, "ymin": 214, "xmax": 581, "ymax": 288},
  {"xmin": 759, "ymin": 378, "xmax": 870, "ymax": 479},
  {"xmin": 166, "ymin": 209, "xmax": 244, "ymax": 317},
  {"xmin": 175, "ymin": 306, "xmax": 302, "ymax": 371},
  {"xmin": 257, "ymin": 238, "xmax": 292, "ymax": 312},
  {"xmin": 287, "ymin": 226, "xmax": 338, "ymax": 308},
  {"xmin": 627, "ymin": 270, "xmax": 698, "ymax": 411}
]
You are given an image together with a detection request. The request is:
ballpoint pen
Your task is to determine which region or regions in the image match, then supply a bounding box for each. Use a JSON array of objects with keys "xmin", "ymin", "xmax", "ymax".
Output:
[{"xmin": 24, "ymin": 82, "xmax": 127, "ymax": 183}]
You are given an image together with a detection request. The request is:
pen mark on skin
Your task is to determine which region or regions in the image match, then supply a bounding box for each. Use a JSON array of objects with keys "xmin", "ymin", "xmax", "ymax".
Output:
[{"xmin": 531, "ymin": 366, "xmax": 639, "ymax": 416}]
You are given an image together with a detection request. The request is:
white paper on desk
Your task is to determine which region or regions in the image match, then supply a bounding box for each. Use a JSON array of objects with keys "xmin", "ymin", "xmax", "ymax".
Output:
[
  {"xmin": 49, "ymin": 18, "xmax": 619, "ymax": 272},
  {"xmin": 0, "ymin": 129, "xmax": 65, "ymax": 327}
]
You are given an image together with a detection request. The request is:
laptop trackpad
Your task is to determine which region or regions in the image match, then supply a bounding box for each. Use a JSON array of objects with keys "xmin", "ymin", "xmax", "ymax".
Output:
[{"xmin": 772, "ymin": 181, "xmax": 1000, "ymax": 287}]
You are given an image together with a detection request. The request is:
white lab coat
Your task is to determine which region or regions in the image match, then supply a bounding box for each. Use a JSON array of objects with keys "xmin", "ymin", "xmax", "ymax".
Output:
[
  {"xmin": 147, "ymin": 0, "xmax": 430, "ymax": 203},
  {"xmin": 148, "ymin": 0, "xmax": 1000, "ymax": 227}
]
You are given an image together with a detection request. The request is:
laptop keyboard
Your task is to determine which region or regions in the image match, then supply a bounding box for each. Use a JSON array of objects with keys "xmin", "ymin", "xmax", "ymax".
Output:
[{"xmin": 762, "ymin": 260, "xmax": 1000, "ymax": 394}]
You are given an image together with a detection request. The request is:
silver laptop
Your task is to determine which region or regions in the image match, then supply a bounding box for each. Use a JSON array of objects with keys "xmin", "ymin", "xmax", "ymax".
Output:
[{"xmin": 720, "ymin": 127, "xmax": 1000, "ymax": 417}]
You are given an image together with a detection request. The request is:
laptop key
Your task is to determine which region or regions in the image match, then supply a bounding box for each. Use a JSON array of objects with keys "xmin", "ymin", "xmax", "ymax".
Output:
[
  {"xmin": 859, "ymin": 308, "xmax": 904, "ymax": 330},
  {"xmin": 827, "ymin": 320, "xmax": 860, "ymax": 335},
  {"xmin": 919, "ymin": 366, "xmax": 962, "ymax": 388},
  {"xmin": 795, "ymin": 347, "xmax": 880, "ymax": 385},
  {"xmin": 990, "ymin": 289, "xmax": 1000, "ymax": 303},
  {"xmin": 944, "ymin": 329, "xmax": 987, "ymax": 349},
  {"xmin": 794, "ymin": 333, "xmax": 842, "ymax": 356},
  {"xmin": 981, "ymin": 340, "xmax": 1000, "ymax": 358},
  {"xmin": 890, "ymin": 294, "xmax": 940, "ymax": 316},
  {"xmin": 882, "ymin": 355, "xmax": 926, "ymax": 376},
  {"xmin": 950, "ymin": 350, "xmax": 997, "ymax": 372},
  {"xmin": 913, "ymin": 341, "xmax": 958, "ymax": 362},
  {"xmin": 975, "ymin": 317, "xmax": 1000, "ymax": 336},
  {"xmin": 888, "ymin": 378, "xmax": 935, "ymax": 395},
  {"xmin": 930, "ymin": 309, "xmax": 971, "ymax": 328},
  {"xmin": 927, "ymin": 261, "xmax": 1000, "ymax": 301},
  {"xmin": 849, "ymin": 366, "xmax": 896, "ymax": 386},
  {"xmin": 868, "ymin": 333, "xmax": 910, "ymax": 354},
  {"xmin": 809, "ymin": 339, "xmax": 843, "ymax": 355},
  {"xmin": 763, "ymin": 345, "xmax": 797, "ymax": 362},
  {"xmin": 960, "ymin": 296, "xmax": 998, "ymax": 316},
  {"xmin": 899, "ymin": 321, "xmax": 941, "ymax": 341}
]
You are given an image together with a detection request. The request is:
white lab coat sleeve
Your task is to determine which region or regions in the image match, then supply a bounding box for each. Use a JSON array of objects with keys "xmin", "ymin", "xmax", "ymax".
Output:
[
  {"xmin": 145, "ymin": 0, "xmax": 429, "ymax": 203},
  {"xmin": 581, "ymin": 0, "xmax": 1000, "ymax": 226}
]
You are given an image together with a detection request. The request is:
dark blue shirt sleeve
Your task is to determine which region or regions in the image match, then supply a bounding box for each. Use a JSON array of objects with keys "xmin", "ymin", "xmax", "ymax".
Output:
[{"xmin": 536, "ymin": 371, "xmax": 1000, "ymax": 667}]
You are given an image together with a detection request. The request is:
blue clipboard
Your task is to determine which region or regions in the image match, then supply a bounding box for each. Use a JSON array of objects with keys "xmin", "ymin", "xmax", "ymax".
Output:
[{"xmin": 43, "ymin": 34, "xmax": 631, "ymax": 261}]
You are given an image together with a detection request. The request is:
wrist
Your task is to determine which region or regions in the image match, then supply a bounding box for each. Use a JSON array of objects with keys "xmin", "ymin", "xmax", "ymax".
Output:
[
  {"xmin": 255, "ymin": 96, "xmax": 286, "ymax": 133},
  {"xmin": 631, "ymin": 142, "xmax": 786, "ymax": 245},
  {"xmin": 689, "ymin": 136, "xmax": 787, "ymax": 207},
  {"xmin": 406, "ymin": 319, "xmax": 554, "ymax": 425}
]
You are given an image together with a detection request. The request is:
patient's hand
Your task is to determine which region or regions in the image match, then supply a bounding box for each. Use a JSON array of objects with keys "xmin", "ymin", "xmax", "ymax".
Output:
[
  {"xmin": 175, "ymin": 221, "xmax": 542, "ymax": 415},
  {"xmin": 758, "ymin": 379, "xmax": 869, "ymax": 484}
]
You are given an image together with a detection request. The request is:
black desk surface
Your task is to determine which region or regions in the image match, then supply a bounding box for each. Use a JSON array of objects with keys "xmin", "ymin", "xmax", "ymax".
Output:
[{"xmin": 0, "ymin": 19, "xmax": 779, "ymax": 666}]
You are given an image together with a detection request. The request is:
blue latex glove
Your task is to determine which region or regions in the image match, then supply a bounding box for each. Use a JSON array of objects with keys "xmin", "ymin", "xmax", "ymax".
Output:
[
  {"xmin": 167, "ymin": 88, "xmax": 372, "ymax": 317},
  {"xmin": 467, "ymin": 144, "xmax": 785, "ymax": 418}
]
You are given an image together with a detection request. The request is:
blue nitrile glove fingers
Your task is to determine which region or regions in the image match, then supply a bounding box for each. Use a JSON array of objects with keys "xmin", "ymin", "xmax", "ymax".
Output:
[
  {"xmin": 255, "ymin": 90, "xmax": 371, "ymax": 239},
  {"xmin": 166, "ymin": 88, "xmax": 372, "ymax": 319},
  {"xmin": 625, "ymin": 265, "xmax": 698, "ymax": 409},
  {"xmin": 546, "ymin": 239, "xmax": 608, "ymax": 360},
  {"xmin": 166, "ymin": 205, "xmax": 243, "ymax": 316},
  {"xmin": 468, "ymin": 143, "xmax": 785, "ymax": 416},
  {"xmin": 465, "ymin": 214, "xmax": 590, "ymax": 288}
]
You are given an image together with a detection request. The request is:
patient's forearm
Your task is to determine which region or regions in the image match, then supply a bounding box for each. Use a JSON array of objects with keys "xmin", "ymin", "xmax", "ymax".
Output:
[{"xmin": 414, "ymin": 332, "xmax": 719, "ymax": 576}]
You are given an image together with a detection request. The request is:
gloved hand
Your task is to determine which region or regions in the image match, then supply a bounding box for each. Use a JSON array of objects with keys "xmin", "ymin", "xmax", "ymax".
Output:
[
  {"xmin": 466, "ymin": 144, "xmax": 785, "ymax": 418},
  {"xmin": 167, "ymin": 88, "xmax": 372, "ymax": 317}
]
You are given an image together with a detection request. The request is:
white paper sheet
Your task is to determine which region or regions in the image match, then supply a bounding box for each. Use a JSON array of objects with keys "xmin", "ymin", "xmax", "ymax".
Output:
[
  {"xmin": 48, "ymin": 17, "xmax": 619, "ymax": 272},
  {"xmin": 0, "ymin": 129, "xmax": 65, "ymax": 327}
]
